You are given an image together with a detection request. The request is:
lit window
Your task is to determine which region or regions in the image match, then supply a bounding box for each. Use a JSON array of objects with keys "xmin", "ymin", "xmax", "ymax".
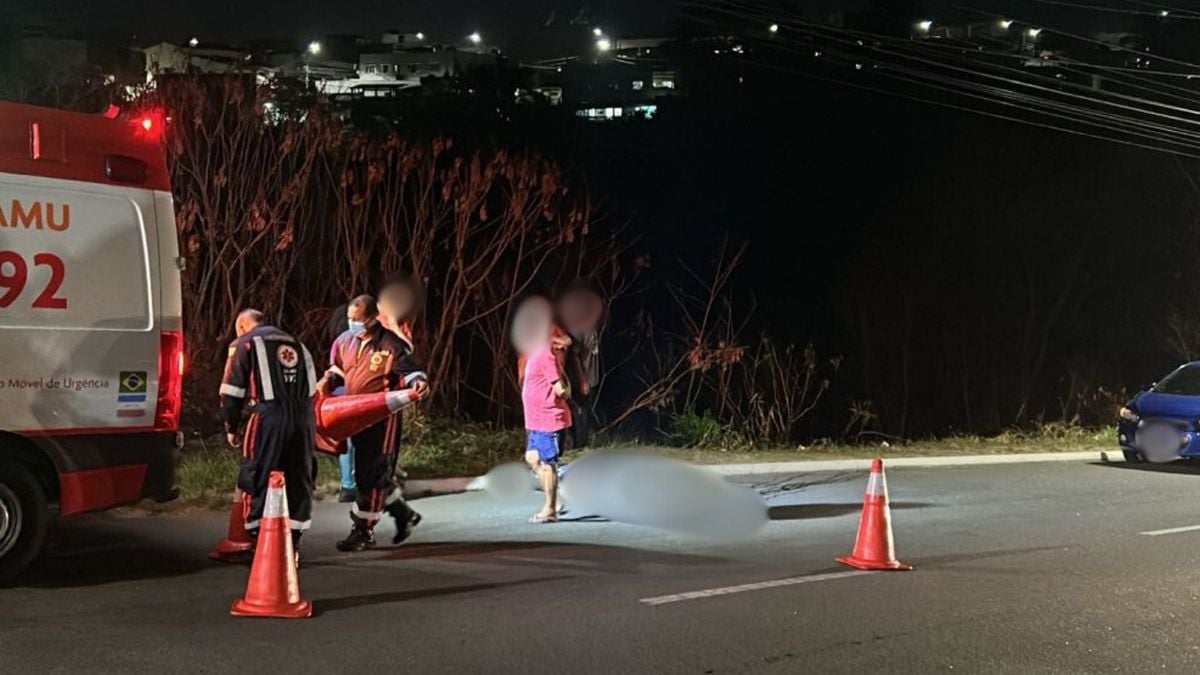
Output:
[
  {"xmin": 633, "ymin": 104, "xmax": 657, "ymax": 118},
  {"xmin": 632, "ymin": 80, "xmax": 644, "ymax": 90},
  {"xmin": 652, "ymin": 73, "xmax": 675, "ymax": 89}
]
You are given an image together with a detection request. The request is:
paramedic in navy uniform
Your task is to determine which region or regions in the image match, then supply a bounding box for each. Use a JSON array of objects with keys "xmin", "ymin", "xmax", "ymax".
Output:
[
  {"xmin": 219, "ymin": 309, "xmax": 318, "ymax": 550},
  {"xmin": 318, "ymin": 277, "xmax": 429, "ymax": 552}
]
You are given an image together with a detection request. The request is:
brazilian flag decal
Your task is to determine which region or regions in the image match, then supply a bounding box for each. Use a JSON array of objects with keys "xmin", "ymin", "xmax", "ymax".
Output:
[{"xmin": 119, "ymin": 371, "xmax": 148, "ymax": 395}]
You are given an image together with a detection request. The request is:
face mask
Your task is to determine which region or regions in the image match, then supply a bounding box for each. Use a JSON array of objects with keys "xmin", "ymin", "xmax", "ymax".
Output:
[{"xmin": 347, "ymin": 320, "xmax": 366, "ymax": 334}]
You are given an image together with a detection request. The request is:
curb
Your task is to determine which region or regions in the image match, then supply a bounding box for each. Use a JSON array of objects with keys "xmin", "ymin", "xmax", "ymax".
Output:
[{"xmin": 703, "ymin": 450, "xmax": 1110, "ymax": 476}]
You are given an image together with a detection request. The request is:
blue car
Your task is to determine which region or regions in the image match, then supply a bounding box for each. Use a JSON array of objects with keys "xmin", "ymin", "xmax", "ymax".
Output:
[{"xmin": 1118, "ymin": 362, "xmax": 1200, "ymax": 463}]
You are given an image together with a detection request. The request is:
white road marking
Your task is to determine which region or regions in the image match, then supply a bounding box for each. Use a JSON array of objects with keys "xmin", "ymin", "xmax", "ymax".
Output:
[
  {"xmin": 1139, "ymin": 524, "xmax": 1200, "ymax": 537},
  {"xmin": 639, "ymin": 570, "xmax": 876, "ymax": 606}
]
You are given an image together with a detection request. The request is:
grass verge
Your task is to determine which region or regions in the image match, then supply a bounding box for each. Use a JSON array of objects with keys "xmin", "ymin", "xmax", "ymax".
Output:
[
  {"xmin": 645, "ymin": 424, "xmax": 1110, "ymax": 465},
  {"xmin": 175, "ymin": 417, "xmax": 526, "ymax": 507},
  {"xmin": 171, "ymin": 421, "xmax": 1110, "ymax": 508}
]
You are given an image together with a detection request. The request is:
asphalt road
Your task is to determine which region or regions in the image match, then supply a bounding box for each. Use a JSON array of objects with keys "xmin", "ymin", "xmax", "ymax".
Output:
[{"xmin": 4, "ymin": 458, "xmax": 1200, "ymax": 674}]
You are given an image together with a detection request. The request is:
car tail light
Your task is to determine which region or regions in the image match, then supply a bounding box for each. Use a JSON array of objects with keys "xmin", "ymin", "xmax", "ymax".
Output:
[{"xmin": 155, "ymin": 330, "xmax": 185, "ymax": 431}]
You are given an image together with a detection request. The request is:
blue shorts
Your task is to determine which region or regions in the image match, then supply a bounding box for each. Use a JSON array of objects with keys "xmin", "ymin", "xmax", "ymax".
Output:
[{"xmin": 526, "ymin": 430, "xmax": 565, "ymax": 465}]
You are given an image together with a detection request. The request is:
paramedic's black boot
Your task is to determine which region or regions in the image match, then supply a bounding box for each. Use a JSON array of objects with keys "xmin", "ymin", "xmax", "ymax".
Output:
[
  {"xmin": 335, "ymin": 516, "xmax": 375, "ymax": 552},
  {"xmin": 385, "ymin": 500, "xmax": 422, "ymax": 545},
  {"xmin": 337, "ymin": 488, "xmax": 357, "ymax": 503}
]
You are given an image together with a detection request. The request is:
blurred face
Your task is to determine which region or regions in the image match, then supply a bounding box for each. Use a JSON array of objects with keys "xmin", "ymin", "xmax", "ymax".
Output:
[
  {"xmin": 378, "ymin": 280, "xmax": 418, "ymax": 332},
  {"xmin": 511, "ymin": 296, "xmax": 554, "ymax": 356},
  {"xmin": 558, "ymin": 287, "xmax": 603, "ymax": 336}
]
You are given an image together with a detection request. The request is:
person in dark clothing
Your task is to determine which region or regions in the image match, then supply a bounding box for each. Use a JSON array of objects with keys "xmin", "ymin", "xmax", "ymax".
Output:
[
  {"xmin": 318, "ymin": 278, "xmax": 429, "ymax": 552},
  {"xmin": 219, "ymin": 309, "xmax": 318, "ymax": 549},
  {"xmin": 557, "ymin": 286, "xmax": 604, "ymax": 449}
]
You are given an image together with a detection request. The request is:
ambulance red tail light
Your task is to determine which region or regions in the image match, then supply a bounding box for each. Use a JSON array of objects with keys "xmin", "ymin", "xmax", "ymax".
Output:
[
  {"xmin": 132, "ymin": 108, "xmax": 165, "ymax": 142},
  {"xmin": 155, "ymin": 330, "xmax": 185, "ymax": 431}
]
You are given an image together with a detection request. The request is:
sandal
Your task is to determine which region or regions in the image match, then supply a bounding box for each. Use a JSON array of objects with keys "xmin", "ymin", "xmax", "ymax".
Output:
[{"xmin": 529, "ymin": 512, "xmax": 558, "ymax": 524}]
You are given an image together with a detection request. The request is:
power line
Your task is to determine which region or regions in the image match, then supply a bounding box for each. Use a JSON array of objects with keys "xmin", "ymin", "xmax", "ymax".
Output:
[
  {"xmin": 1026, "ymin": 0, "xmax": 1192, "ymax": 19},
  {"xmin": 703, "ymin": 4, "xmax": 1200, "ymax": 130},
  {"xmin": 683, "ymin": 0, "xmax": 1200, "ymax": 156},
  {"xmin": 739, "ymin": 54, "xmax": 1200, "ymax": 157},
  {"xmin": 939, "ymin": 0, "xmax": 1200, "ymax": 72},
  {"xmin": 1124, "ymin": 0, "xmax": 1200, "ymax": 19},
  {"xmin": 758, "ymin": 36, "xmax": 1200, "ymax": 150}
]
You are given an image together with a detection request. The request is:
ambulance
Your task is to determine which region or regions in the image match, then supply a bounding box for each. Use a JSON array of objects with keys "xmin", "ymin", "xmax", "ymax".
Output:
[{"xmin": 0, "ymin": 101, "xmax": 183, "ymax": 582}]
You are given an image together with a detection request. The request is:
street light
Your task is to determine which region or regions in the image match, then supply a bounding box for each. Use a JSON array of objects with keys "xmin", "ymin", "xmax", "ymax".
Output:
[
  {"xmin": 468, "ymin": 32, "xmax": 482, "ymax": 44},
  {"xmin": 768, "ymin": 23, "xmax": 779, "ymax": 34},
  {"xmin": 1027, "ymin": 27, "xmax": 1042, "ymax": 38},
  {"xmin": 999, "ymin": 19, "xmax": 1013, "ymax": 30},
  {"xmin": 415, "ymin": 32, "xmax": 425, "ymax": 41},
  {"xmin": 188, "ymin": 37, "xmax": 199, "ymax": 47},
  {"xmin": 593, "ymin": 27, "xmax": 603, "ymax": 37},
  {"xmin": 916, "ymin": 19, "xmax": 933, "ymax": 32},
  {"xmin": 597, "ymin": 38, "xmax": 612, "ymax": 52},
  {"xmin": 307, "ymin": 40, "xmax": 321, "ymax": 55}
]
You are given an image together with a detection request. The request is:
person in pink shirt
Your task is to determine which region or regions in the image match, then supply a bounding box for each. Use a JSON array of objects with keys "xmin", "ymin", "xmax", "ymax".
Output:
[{"xmin": 513, "ymin": 297, "xmax": 572, "ymax": 523}]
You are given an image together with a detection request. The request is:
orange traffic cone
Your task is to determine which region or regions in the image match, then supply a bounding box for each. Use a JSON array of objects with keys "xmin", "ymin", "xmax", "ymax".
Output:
[
  {"xmin": 209, "ymin": 490, "xmax": 253, "ymax": 561},
  {"xmin": 314, "ymin": 389, "xmax": 422, "ymax": 455},
  {"xmin": 231, "ymin": 471, "xmax": 312, "ymax": 619},
  {"xmin": 836, "ymin": 458, "xmax": 912, "ymax": 571}
]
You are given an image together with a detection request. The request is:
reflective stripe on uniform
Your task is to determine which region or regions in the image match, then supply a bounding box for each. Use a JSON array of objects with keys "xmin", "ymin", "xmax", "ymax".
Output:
[
  {"xmin": 352, "ymin": 504, "xmax": 384, "ymax": 520},
  {"xmin": 302, "ymin": 345, "xmax": 317, "ymax": 397},
  {"xmin": 220, "ymin": 383, "xmax": 246, "ymax": 398},
  {"xmin": 383, "ymin": 487, "xmax": 403, "ymax": 506},
  {"xmin": 403, "ymin": 371, "xmax": 428, "ymax": 385},
  {"xmin": 253, "ymin": 336, "xmax": 275, "ymax": 401}
]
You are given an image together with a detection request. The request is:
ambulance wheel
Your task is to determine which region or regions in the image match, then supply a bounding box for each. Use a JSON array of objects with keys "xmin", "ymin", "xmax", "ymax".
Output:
[{"xmin": 0, "ymin": 459, "xmax": 49, "ymax": 585}]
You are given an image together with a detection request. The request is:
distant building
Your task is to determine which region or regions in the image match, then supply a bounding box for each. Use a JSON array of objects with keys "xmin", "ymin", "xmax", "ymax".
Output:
[
  {"xmin": 266, "ymin": 53, "xmax": 357, "ymax": 84},
  {"xmin": 520, "ymin": 36, "xmax": 682, "ymax": 121},
  {"xmin": 357, "ymin": 46, "xmax": 499, "ymax": 89},
  {"xmin": 143, "ymin": 42, "xmax": 270, "ymax": 81}
]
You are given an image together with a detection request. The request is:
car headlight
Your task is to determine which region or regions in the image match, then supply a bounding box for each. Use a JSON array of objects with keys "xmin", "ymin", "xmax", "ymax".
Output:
[{"xmin": 1119, "ymin": 406, "xmax": 1140, "ymax": 422}]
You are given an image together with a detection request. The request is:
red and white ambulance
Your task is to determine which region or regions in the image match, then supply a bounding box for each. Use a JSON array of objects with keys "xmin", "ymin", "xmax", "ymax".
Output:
[{"xmin": 0, "ymin": 101, "xmax": 183, "ymax": 581}]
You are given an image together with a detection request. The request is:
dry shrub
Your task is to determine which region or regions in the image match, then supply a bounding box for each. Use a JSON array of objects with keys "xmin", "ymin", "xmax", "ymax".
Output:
[{"xmin": 143, "ymin": 75, "xmax": 630, "ymax": 429}]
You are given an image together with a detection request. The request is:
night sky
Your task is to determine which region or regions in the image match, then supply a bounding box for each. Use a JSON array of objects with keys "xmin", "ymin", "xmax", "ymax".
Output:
[
  {"xmin": 1, "ymin": 0, "xmax": 1159, "ymax": 46},
  {"xmin": 3, "ymin": 0, "xmax": 682, "ymax": 47}
]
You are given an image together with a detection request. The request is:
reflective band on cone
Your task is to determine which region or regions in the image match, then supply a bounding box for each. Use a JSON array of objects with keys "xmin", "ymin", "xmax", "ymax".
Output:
[
  {"xmin": 313, "ymin": 388, "xmax": 424, "ymax": 456},
  {"xmin": 231, "ymin": 471, "xmax": 312, "ymax": 618},
  {"xmin": 835, "ymin": 458, "xmax": 912, "ymax": 572},
  {"xmin": 385, "ymin": 389, "xmax": 418, "ymax": 413}
]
